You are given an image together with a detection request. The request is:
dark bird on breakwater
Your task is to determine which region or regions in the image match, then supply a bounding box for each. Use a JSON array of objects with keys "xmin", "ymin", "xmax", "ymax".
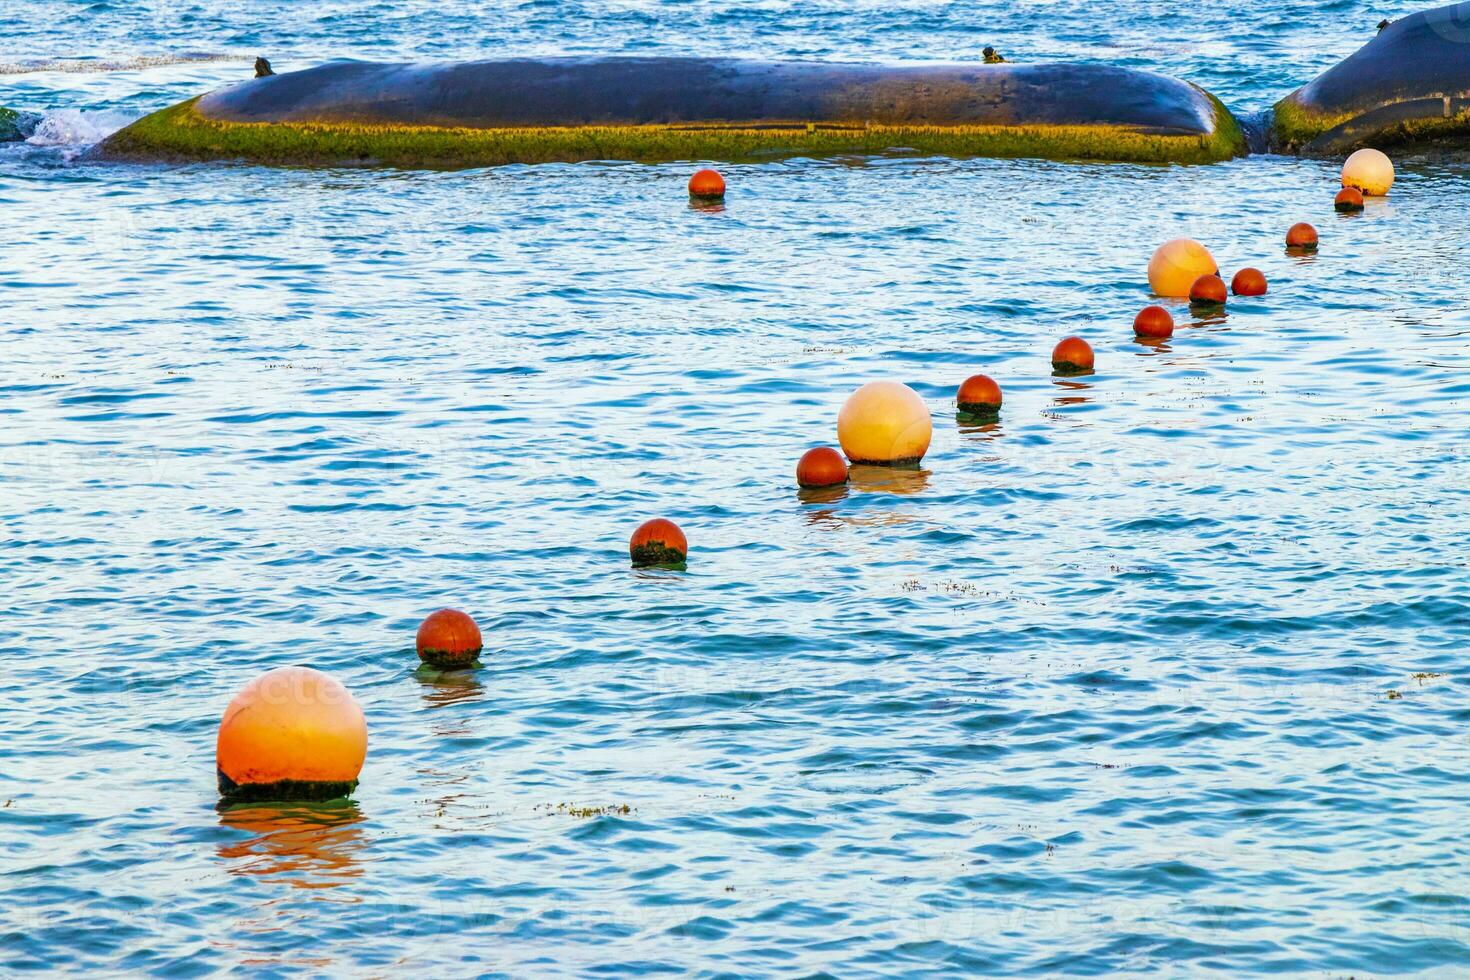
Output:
[
  {"xmin": 254, "ymin": 57, "xmax": 274, "ymax": 78},
  {"xmin": 1377, "ymin": 18, "xmax": 1391, "ymax": 31}
]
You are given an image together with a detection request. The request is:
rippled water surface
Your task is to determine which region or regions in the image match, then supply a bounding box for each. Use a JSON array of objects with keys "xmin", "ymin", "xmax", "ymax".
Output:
[{"xmin": 2, "ymin": 2, "xmax": 1469, "ymax": 976}]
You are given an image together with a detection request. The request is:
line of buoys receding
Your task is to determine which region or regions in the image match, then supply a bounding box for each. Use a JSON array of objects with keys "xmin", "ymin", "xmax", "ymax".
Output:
[
  {"xmin": 416, "ymin": 608, "xmax": 483, "ymax": 670},
  {"xmin": 216, "ymin": 666, "xmax": 368, "ymax": 803},
  {"xmin": 1286, "ymin": 222, "xmax": 1319, "ymax": 252},
  {"xmin": 1231, "ymin": 268, "xmax": 1268, "ymax": 296},
  {"xmin": 956, "ymin": 374, "xmax": 1003, "ymax": 418},
  {"xmin": 1147, "ymin": 238, "xmax": 1218, "ymax": 298},
  {"xmin": 208, "ymin": 123, "xmax": 1401, "ymax": 811},
  {"xmin": 630, "ymin": 518, "xmax": 688, "ymax": 568},
  {"xmin": 1133, "ymin": 305, "xmax": 1174, "ymax": 339},
  {"xmin": 1341, "ymin": 148, "xmax": 1393, "ymax": 197},
  {"xmin": 837, "ymin": 381, "xmax": 932, "ymax": 467},
  {"xmin": 1189, "ymin": 273, "xmax": 1227, "ymax": 309},
  {"xmin": 1051, "ymin": 336, "xmax": 1095, "ymax": 374},
  {"xmin": 688, "ymin": 168, "xmax": 726, "ymax": 202},
  {"xmin": 1334, "ymin": 186, "xmax": 1365, "ymax": 212}
]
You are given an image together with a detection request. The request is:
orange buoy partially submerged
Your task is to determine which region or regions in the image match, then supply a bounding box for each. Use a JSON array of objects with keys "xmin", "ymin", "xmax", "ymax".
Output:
[
  {"xmin": 1341, "ymin": 148, "xmax": 1394, "ymax": 196},
  {"xmin": 1334, "ymin": 187, "xmax": 1365, "ymax": 212},
  {"xmin": 797, "ymin": 446, "xmax": 848, "ymax": 488},
  {"xmin": 837, "ymin": 381, "xmax": 932, "ymax": 466},
  {"xmin": 1286, "ymin": 222, "xmax": 1319, "ymax": 252},
  {"xmin": 216, "ymin": 666, "xmax": 367, "ymax": 803},
  {"xmin": 1051, "ymin": 336, "xmax": 1094, "ymax": 374},
  {"xmin": 1189, "ymin": 273, "xmax": 1227, "ymax": 308},
  {"xmin": 1231, "ymin": 268, "xmax": 1268, "ymax": 296},
  {"xmin": 688, "ymin": 168, "xmax": 726, "ymax": 201},
  {"xmin": 416, "ymin": 608, "xmax": 483, "ymax": 670},
  {"xmin": 630, "ymin": 518, "xmax": 688, "ymax": 568},
  {"xmin": 1132, "ymin": 305, "xmax": 1174, "ymax": 339},
  {"xmin": 956, "ymin": 374, "xmax": 1003, "ymax": 417},
  {"xmin": 1147, "ymin": 238, "xmax": 1218, "ymax": 298}
]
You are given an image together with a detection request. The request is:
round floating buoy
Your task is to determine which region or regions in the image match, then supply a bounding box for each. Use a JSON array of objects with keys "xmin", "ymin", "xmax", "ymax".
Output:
[
  {"xmin": 1231, "ymin": 267, "xmax": 1268, "ymax": 296},
  {"xmin": 1147, "ymin": 238, "xmax": 1218, "ymax": 298},
  {"xmin": 1334, "ymin": 186, "xmax": 1365, "ymax": 212},
  {"xmin": 1189, "ymin": 273, "xmax": 1227, "ymax": 308},
  {"xmin": 956, "ymin": 374, "xmax": 1003, "ymax": 417},
  {"xmin": 1341, "ymin": 148, "xmax": 1393, "ymax": 196},
  {"xmin": 797, "ymin": 446, "xmax": 848, "ymax": 488},
  {"xmin": 630, "ymin": 518, "xmax": 688, "ymax": 568},
  {"xmin": 837, "ymin": 381, "xmax": 932, "ymax": 466},
  {"xmin": 1286, "ymin": 222, "xmax": 1319, "ymax": 251},
  {"xmin": 1051, "ymin": 336, "xmax": 1094, "ymax": 373},
  {"xmin": 1133, "ymin": 305, "xmax": 1174, "ymax": 339},
  {"xmin": 416, "ymin": 608, "xmax": 483, "ymax": 670},
  {"xmin": 688, "ymin": 168, "xmax": 726, "ymax": 201},
  {"xmin": 216, "ymin": 666, "xmax": 367, "ymax": 803}
]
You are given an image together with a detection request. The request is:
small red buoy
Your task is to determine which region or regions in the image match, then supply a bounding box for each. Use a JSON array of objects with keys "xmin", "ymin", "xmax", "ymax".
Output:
[
  {"xmin": 1133, "ymin": 305, "xmax": 1174, "ymax": 339},
  {"xmin": 687, "ymin": 169, "xmax": 726, "ymax": 201},
  {"xmin": 1189, "ymin": 273, "xmax": 1227, "ymax": 308},
  {"xmin": 797, "ymin": 447, "xmax": 848, "ymax": 488},
  {"xmin": 1334, "ymin": 187, "xmax": 1365, "ymax": 212},
  {"xmin": 630, "ymin": 518, "xmax": 688, "ymax": 567},
  {"xmin": 1051, "ymin": 336, "xmax": 1094, "ymax": 373},
  {"xmin": 1231, "ymin": 268, "xmax": 1268, "ymax": 296},
  {"xmin": 956, "ymin": 374, "xmax": 1003, "ymax": 416},
  {"xmin": 1286, "ymin": 222, "xmax": 1319, "ymax": 251},
  {"xmin": 416, "ymin": 609, "xmax": 483, "ymax": 669}
]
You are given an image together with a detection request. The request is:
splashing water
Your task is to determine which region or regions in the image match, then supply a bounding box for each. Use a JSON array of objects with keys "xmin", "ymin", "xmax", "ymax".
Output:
[{"xmin": 21, "ymin": 108, "xmax": 133, "ymax": 156}]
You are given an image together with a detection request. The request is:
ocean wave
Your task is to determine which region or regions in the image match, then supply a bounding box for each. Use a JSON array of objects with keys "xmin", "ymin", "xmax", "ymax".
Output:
[{"xmin": 0, "ymin": 52, "xmax": 246, "ymax": 75}]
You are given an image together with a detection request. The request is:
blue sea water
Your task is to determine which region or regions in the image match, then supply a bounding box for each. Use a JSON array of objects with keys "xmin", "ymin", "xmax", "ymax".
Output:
[{"xmin": 2, "ymin": 1, "xmax": 1469, "ymax": 975}]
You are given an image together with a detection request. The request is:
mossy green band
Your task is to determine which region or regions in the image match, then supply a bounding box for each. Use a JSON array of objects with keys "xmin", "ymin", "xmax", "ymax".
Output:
[{"xmin": 218, "ymin": 768, "xmax": 359, "ymax": 803}]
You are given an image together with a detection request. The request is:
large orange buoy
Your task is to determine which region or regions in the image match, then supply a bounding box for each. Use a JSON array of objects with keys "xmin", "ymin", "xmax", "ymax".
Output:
[
  {"xmin": 797, "ymin": 446, "xmax": 848, "ymax": 488},
  {"xmin": 1147, "ymin": 238, "xmax": 1218, "ymax": 298},
  {"xmin": 1286, "ymin": 222, "xmax": 1319, "ymax": 251},
  {"xmin": 1188, "ymin": 273, "xmax": 1227, "ymax": 308},
  {"xmin": 1341, "ymin": 148, "xmax": 1394, "ymax": 196},
  {"xmin": 630, "ymin": 518, "xmax": 688, "ymax": 567},
  {"xmin": 1132, "ymin": 305, "xmax": 1174, "ymax": 339},
  {"xmin": 1334, "ymin": 187, "xmax": 1365, "ymax": 212},
  {"xmin": 416, "ymin": 608, "xmax": 483, "ymax": 669},
  {"xmin": 1051, "ymin": 336, "xmax": 1094, "ymax": 373},
  {"xmin": 956, "ymin": 374, "xmax": 1003, "ymax": 416},
  {"xmin": 687, "ymin": 168, "xmax": 726, "ymax": 200},
  {"xmin": 217, "ymin": 666, "xmax": 367, "ymax": 802},
  {"xmin": 1231, "ymin": 268, "xmax": 1268, "ymax": 296},
  {"xmin": 837, "ymin": 381, "xmax": 932, "ymax": 466}
]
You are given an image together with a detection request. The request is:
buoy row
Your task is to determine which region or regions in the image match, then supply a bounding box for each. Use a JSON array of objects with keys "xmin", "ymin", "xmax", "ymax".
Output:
[{"xmin": 216, "ymin": 149, "xmax": 1400, "ymax": 805}]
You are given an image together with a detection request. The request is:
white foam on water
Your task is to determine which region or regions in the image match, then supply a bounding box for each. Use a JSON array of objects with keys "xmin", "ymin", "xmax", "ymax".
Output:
[
  {"xmin": 0, "ymin": 53, "xmax": 246, "ymax": 75},
  {"xmin": 26, "ymin": 108, "xmax": 134, "ymax": 148}
]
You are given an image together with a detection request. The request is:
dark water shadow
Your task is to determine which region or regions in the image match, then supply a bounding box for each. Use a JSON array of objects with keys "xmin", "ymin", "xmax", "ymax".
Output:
[
  {"xmin": 797, "ymin": 484, "xmax": 850, "ymax": 506},
  {"xmin": 847, "ymin": 464, "xmax": 931, "ymax": 496},
  {"xmin": 1050, "ymin": 377, "xmax": 1094, "ymax": 407},
  {"xmin": 414, "ymin": 664, "xmax": 486, "ymax": 707},
  {"xmin": 1132, "ymin": 337, "xmax": 1173, "ymax": 356},
  {"xmin": 955, "ymin": 416, "xmax": 1004, "ymax": 442},
  {"xmin": 216, "ymin": 801, "xmax": 366, "ymax": 889}
]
